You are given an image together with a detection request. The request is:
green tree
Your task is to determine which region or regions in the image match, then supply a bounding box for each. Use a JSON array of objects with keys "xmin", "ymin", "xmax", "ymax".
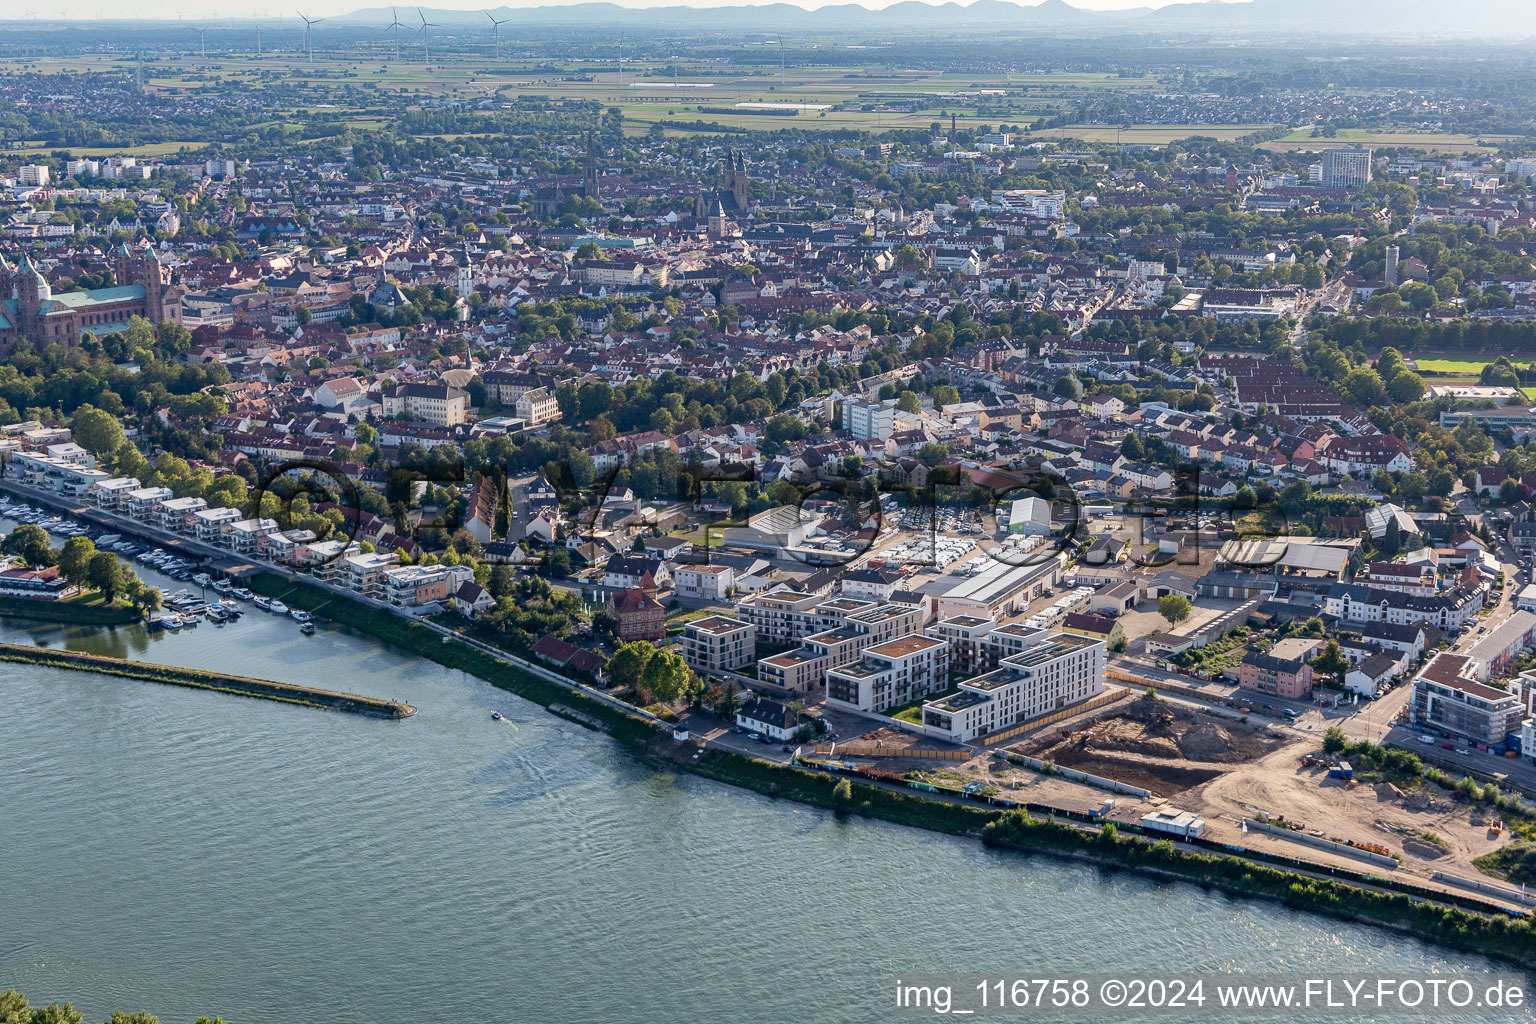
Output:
[
  {"xmin": 1311, "ymin": 639, "xmax": 1350, "ymax": 679},
  {"xmin": 29, "ymin": 1004, "xmax": 83, "ymax": 1024},
  {"xmin": 607, "ymin": 641, "xmax": 655, "ymax": 692},
  {"xmin": 87, "ymin": 551, "xmax": 124, "ymax": 603},
  {"xmin": 1120, "ymin": 432, "xmax": 1145, "ymax": 460},
  {"xmin": 0, "ymin": 989, "xmax": 31, "ymax": 1024},
  {"xmin": 638, "ymin": 648, "xmax": 692, "ymax": 704},
  {"xmin": 895, "ymin": 390, "xmax": 921, "ymax": 413},
  {"xmin": 105, "ymin": 1013, "xmax": 164, "ymax": 1024},
  {"xmin": 0, "ymin": 524, "xmax": 54, "ymax": 566},
  {"xmin": 832, "ymin": 777, "xmax": 853, "ymax": 806},
  {"xmin": 917, "ymin": 442, "xmax": 950, "ymax": 467},
  {"xmin": 1387, "ymin": 371, "xmax": 1425, "ymax": 403},
  {"xmin": 1157, "ymin": 594, "xmax": 1192, "ymax": 630},
  {"xmin": 1380, "ymin": 517, "xmax": 1401, "ymax": 557},
  {"xmin": 70, "ymin": 404, "xmax": 127, "ymax": 458},
  {"xmin": 1054, "ymin": 373, "xmax": 1082, "ymax": 401},
  {"xmin": 57, "ymin": 535, "xmax": 96, "ymax": 587},
  {"xmin": 1322, "ymin": 726, "xmax": 1347, "ymax": 754},
  {"xmin": 930, "ymin": 384, "xmax": 961, "ymax": 407}
]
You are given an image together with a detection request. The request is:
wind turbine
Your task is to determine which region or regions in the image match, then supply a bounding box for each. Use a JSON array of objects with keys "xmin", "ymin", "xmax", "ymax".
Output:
[
  {"xmin": 777, "ymin": 38, "xmax": 785, "ymax": 86},
  {"xmin": 415, "ymin": 8, "xmax": 437, "ymax": 65},
  {"xmin": 616, "ymin": 32, "xmax": 623, "ymax": 86},
  {"xmin": 385, "ymin": 7, "xmax": 405, "ymax": 60},
  {"xmin": 195, "ymin": 26, "xmax": 208, "ymax": 59},
  {"xmin": 485, "ymin": 10, "xmax": 509, "ymax": 61},
  {"xmin": 298, "ymin": 12, "xmax": 324, "ymax": 64},
  {"xmin": 255, "ymin": 16, "xmax": 263, "ymax": 57}
]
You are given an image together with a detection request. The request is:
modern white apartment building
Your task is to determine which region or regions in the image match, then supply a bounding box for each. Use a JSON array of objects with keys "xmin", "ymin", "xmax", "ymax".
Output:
[
  {"xmin": 682, "ymin": 615, "xmax": 757, "ymax": 673},
  {"xmin": 738, "ymin": 592, "xmax": 874, "ymax": 644},
  {"xmin": 842, "ymin": 397, "xmax": 895, "ymax": 442},
  {"xmin": 157, "ymin": 495, "xmax": 207, "ymax": 529},
  {"xmin": 383, "ymin": 563, "xmax": 473, "ymax": 608},
  {"xmin": 228, "ymin": 517, "xmax": 280, "ymax": 556},
  {"xmin": 296, "ymin": 539, "xmax": 362, "ymax": 581},
  {"xmin": 755, "ymin": 601, "xmax": 924, "ymax": 693},
  {"xmin": 921, "ymin": 631, "xmax": 1105, "ymax": 743},
  {"xmin": 90, "ymin": 477, "xmax": 141, "ymax": 511},
  {"xmin": 192, "ymin": 506, "xmax": 243, "ymax": 541},
  {"xmin": 673, "ymin": 563, "xmax": 735, "ymax": 601},
  {"xmin": 1412, "ymin": 653, "xmax": 1526, "ymax": 747},
  {"xmin": 127, "ymin": 486, "xmax": 175, "ymax": 519},
  {"xmin": 826, "ymin": 634, "xmax": 951, "ymax": 714},
  {"xmin": 342, "ymin": 552, "xmax": 400, "ymax": 598}
]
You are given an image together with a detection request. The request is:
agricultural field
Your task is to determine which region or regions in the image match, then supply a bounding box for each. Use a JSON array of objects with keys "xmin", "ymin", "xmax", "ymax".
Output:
[{"xmin": 1263, "ymin": 127, "xmax": 1519, "ymax": 154}]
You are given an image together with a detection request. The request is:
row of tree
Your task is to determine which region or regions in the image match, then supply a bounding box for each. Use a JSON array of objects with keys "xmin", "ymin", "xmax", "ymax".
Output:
[{"xmin": 0, "ymin": 988, "xmax": 222, "ymax": 1024}]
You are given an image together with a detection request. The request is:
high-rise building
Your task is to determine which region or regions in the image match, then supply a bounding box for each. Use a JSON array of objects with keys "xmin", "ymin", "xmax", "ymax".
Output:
[
  {"xmin": 842, "ymin": 397, "xmax": 895, "ymax": 441},
  {"xmin": 1384, "ymin": 245, "xmax": 1400, "ymax": 287},
  {"xmin": 18, "ymin": 164, "xmax": 49, "ymax": 187},
  {"xmin": 1321, "ymin": 148, "xmax": 1373, "ymax": 189}
]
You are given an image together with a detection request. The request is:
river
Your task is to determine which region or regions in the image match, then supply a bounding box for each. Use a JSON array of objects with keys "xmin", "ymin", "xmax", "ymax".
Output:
[{"xmin": 1, "ymin": 556, "xmax": 1532, "ymax": 1023}]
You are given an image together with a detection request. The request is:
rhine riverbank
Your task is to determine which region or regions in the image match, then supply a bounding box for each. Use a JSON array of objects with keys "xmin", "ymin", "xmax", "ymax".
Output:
[{"xmin": 246, "ymin": 572, "xmax": 1536, "ymax": 970}]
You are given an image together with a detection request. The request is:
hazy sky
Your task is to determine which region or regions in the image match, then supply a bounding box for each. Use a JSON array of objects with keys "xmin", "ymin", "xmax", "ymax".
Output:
[{"xmin": 25, "ymin": 0, "xmax": 1221, "ymax": 22}]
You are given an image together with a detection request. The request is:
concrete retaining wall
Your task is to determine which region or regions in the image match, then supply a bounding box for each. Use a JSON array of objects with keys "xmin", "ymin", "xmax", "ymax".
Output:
[
  {"xmin": 1243, "ymin": 818, "xmax": 1399, "ymax": 870},
  {"xmin": 1432, "ymin": 870, "xmax": 1536, "ymax": 907},
  {"xmin": 996, "ymin": 749, "xmax": 1152, "ymax": 798}
]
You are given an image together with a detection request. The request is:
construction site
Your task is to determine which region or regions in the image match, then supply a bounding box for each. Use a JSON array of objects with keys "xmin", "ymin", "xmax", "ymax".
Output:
[{"xmin": 810, "ymin": 691, "xmax": 1534, "ymax": 913}]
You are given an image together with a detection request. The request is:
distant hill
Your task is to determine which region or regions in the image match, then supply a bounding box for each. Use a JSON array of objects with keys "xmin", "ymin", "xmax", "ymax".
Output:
[
  {"xmin": 1146, "ymin": 0, "xmax": 1536, "ymax": 37},
  {"xmin": 331, "ymin": 0, "xmax": 1536, "ymax": 38},
  {"xmin": 333, "ymin": 1, "xmax": 1132, "ymax": 33}
]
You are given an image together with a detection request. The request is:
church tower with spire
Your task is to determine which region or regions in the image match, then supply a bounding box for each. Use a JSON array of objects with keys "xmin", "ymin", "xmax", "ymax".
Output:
[
  {"xmin": 583, "ymin": 126, "xmax": 601, "ymax": 201},
  {"xmin": 15, "ymin": 254, "xmax": 49, "ymax": 339}
]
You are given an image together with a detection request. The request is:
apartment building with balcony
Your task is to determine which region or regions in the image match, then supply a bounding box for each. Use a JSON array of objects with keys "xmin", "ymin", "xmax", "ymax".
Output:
[
  {"xmin": 921, "ymin": 631, "xmax": 1105, "ymax": 743},
  {"xmin": 826, "ymin": 634, "xmax": 950, "ymax": 714},
  {"xmin": 1413, "ymin": 653, "xmax": 1526, "ymax": 747},
  {"xmin": 228, "ymin": 517, "xmax": 281, "ymax": 556},
  {"xmin": 384, "ymin": 563, "xmax": 473, "ymax": 608},
  {"xmin": 192, "ymin": 506, "xmax": 243, "ymax": 542},
  {"xmin": 755, "ymin": 601, "xmax": 925, "ymax": 694},
  {"xmin": 673, "ymin": 563, "xmax": 735, "ymax": 602},
  {"xmin": 342, "ymin": 552, "xmax": 400, "ymax": 598},
  {"xmin": 126, "ymin": 486, "xmax": 175, "ymax": 519},
  {"xmin": 682, "ymin": 616, "xmax": 756, "ymax": 673},
  {"xmin": 296, "ymin": 539, "xmax": 362, "ymax": 581},
  {"xmin": 157, "ymin": 495, "xmax": 207, "ymax": 530},
  {"xmin": 930, "ymin": 615, "xmax": 997, "ymax": 676},
  {"xmin": 90, "ymin": 477, "xmax": 141, "ymax": 511}
]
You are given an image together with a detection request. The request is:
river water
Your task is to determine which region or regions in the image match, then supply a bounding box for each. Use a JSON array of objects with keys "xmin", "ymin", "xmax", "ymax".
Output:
[{"xmin": 1, "ymin": 558, "xmax": 1532, "ymax": 1023}]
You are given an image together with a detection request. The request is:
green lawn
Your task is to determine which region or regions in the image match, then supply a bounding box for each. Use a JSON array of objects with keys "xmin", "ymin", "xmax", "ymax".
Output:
[{"xmin": 1412, "ymin": 358, "xmax": 1498, "ymax": 374}]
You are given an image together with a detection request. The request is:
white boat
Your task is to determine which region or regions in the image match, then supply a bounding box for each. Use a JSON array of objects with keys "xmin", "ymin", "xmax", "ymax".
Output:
[
  {"xmin": 253, "ymin": 596, "xmax": 272, "ymax": 611},
  {"xmin": 290, "ymin": 609, "xmax": 311, "ymax": 623},
  {"xmin": 232, "ymin": 588, "xmax": 254, "ymax": 601},
  {"xmin": 299, "ymin": 622, "xmax": 316, "ymax": 636},
  {"xmin": 268, "ymin": 600, "xmax": 289, "ymax": 615},
  {"xmin": 149, "ymin": 613, "xmax": 184, "ymax": 631},
  {"xmin": 213, "ymin": 579, "xmax": 233, "ymax": 593},
  {"xmin": 192, "ymin": 573, "xmax": 212, "ymax": 587}
]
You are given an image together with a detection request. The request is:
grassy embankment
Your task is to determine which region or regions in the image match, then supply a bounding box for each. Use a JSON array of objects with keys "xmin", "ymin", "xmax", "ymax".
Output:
[
  {"xmin": 0, "ymin": 641, "xmax": 413, "ymax": 718},
  {"xmin": 0, "ymin": 594, "xmax": 141, "ymax": 626}
]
